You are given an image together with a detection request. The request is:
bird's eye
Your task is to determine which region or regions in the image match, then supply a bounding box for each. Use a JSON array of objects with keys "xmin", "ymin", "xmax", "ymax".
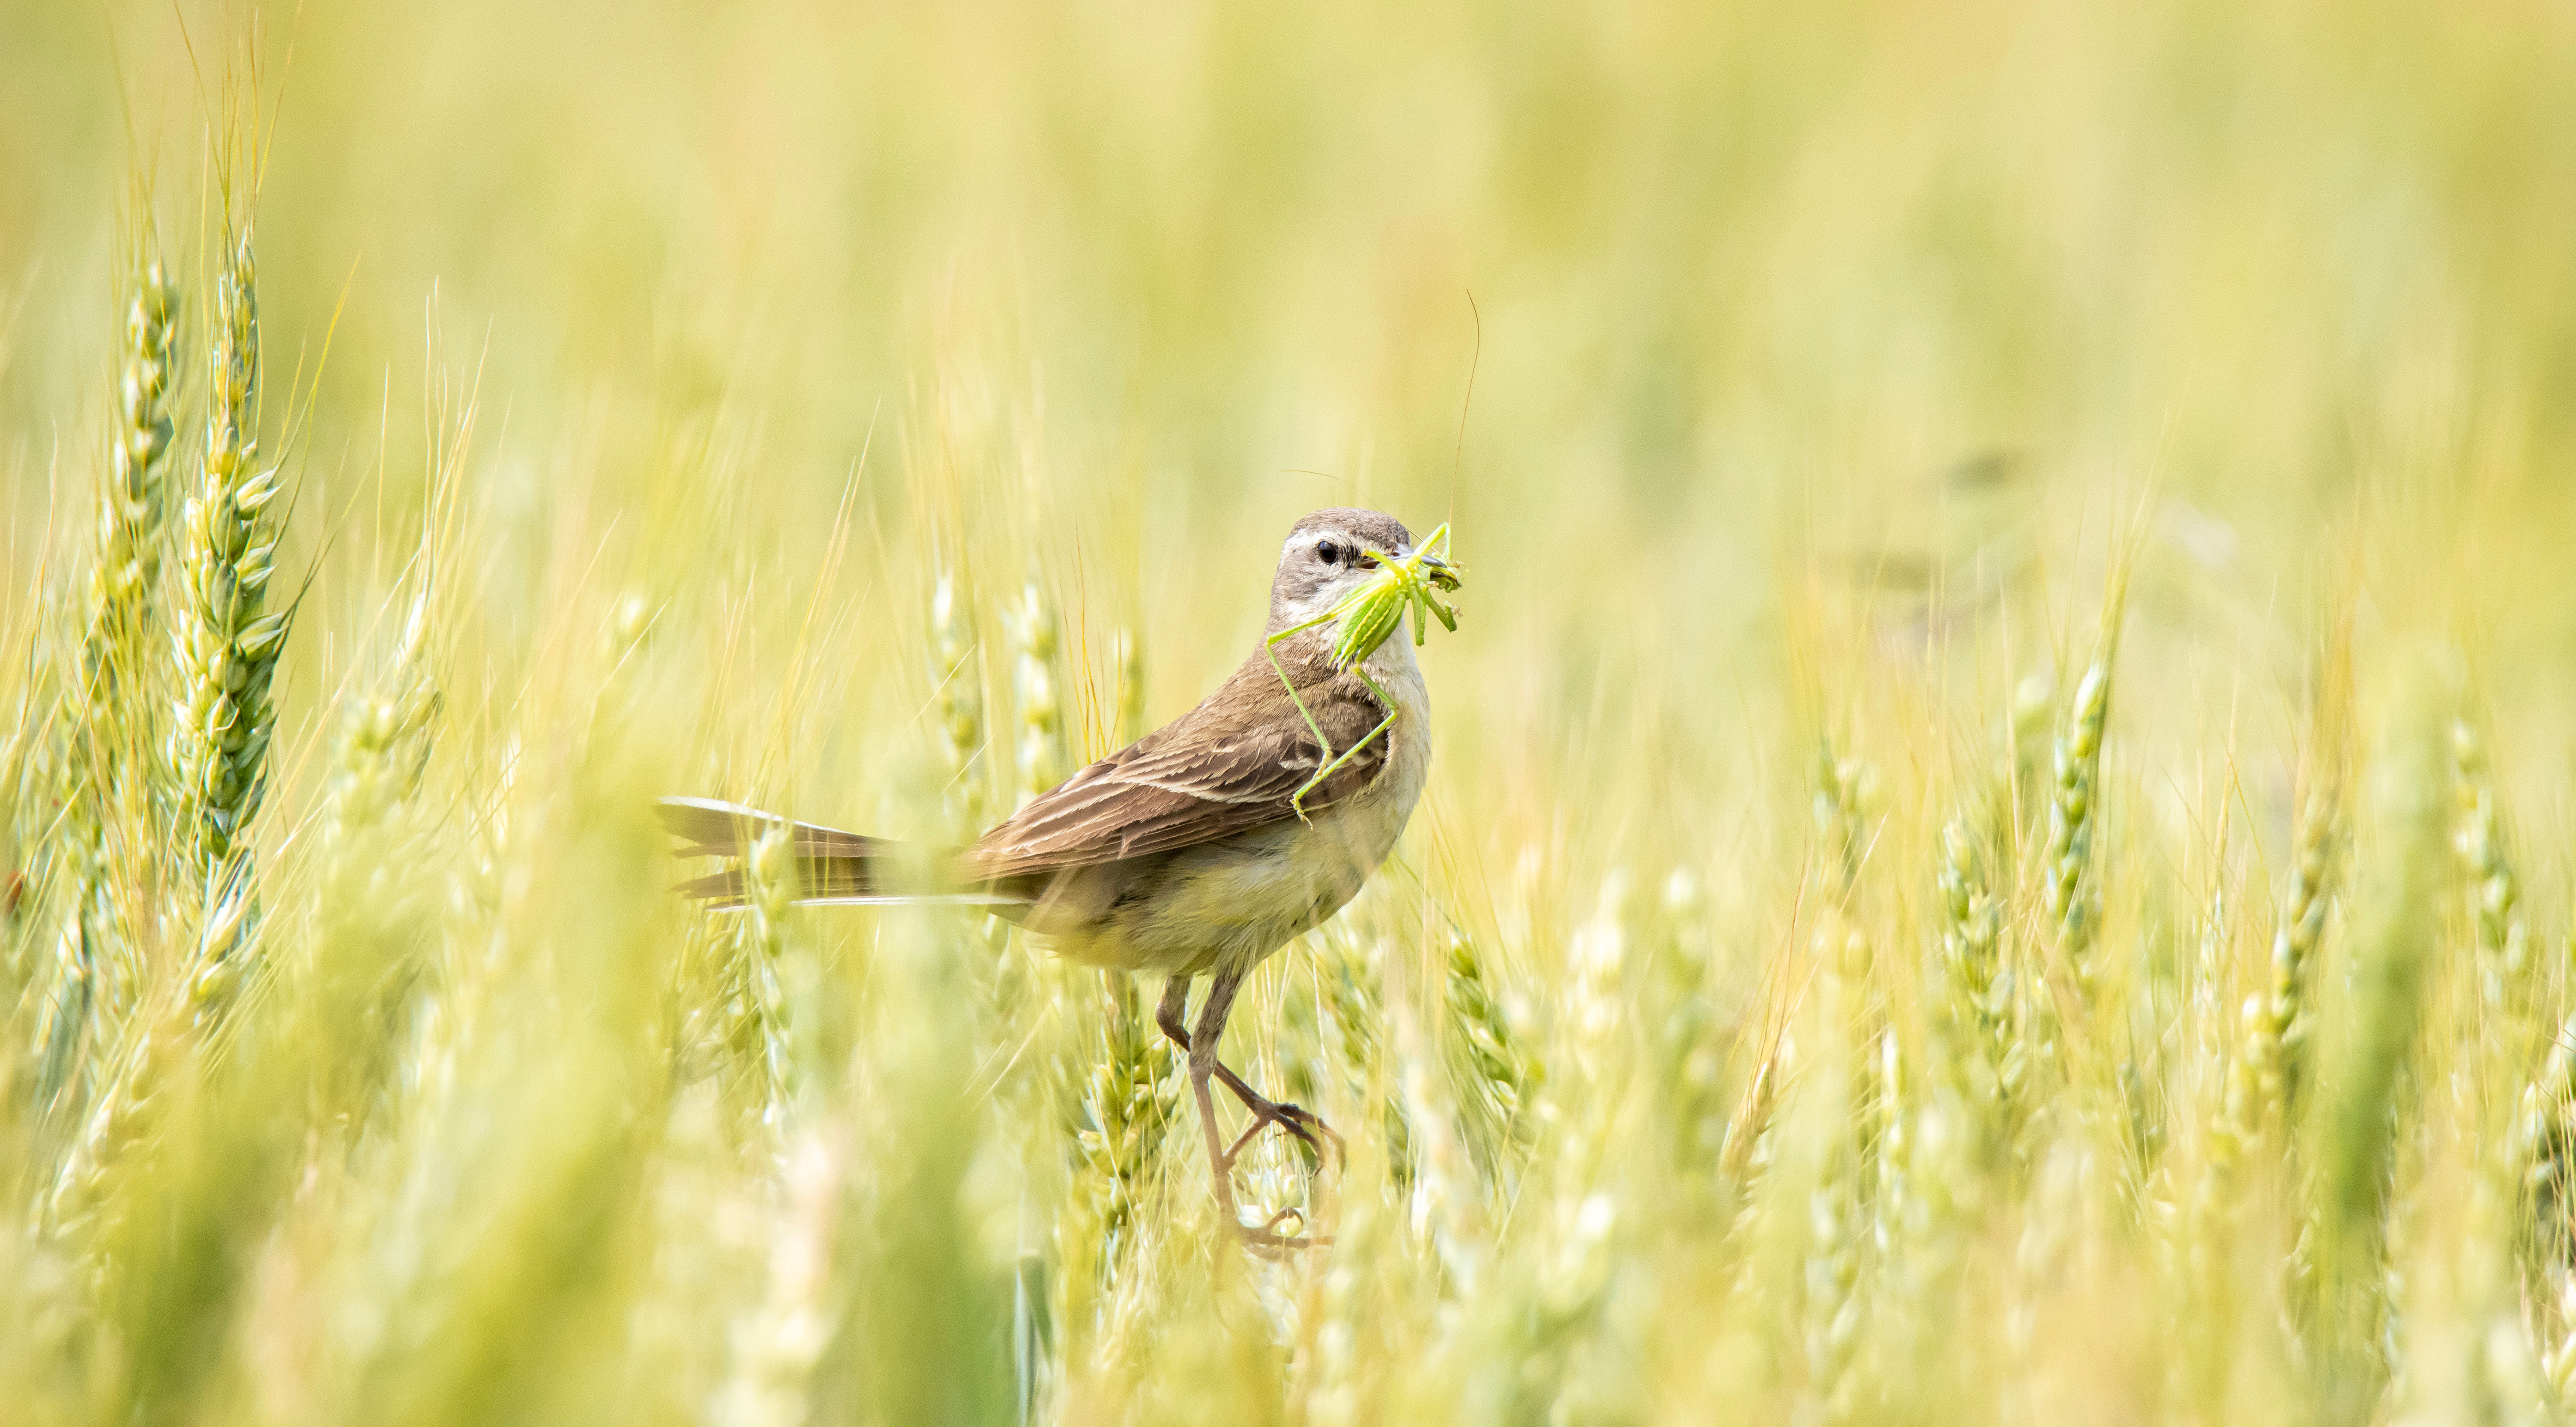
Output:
[{"xmin": 1317, "ymin": 541, "xmax": 1341, "ymax": 565}]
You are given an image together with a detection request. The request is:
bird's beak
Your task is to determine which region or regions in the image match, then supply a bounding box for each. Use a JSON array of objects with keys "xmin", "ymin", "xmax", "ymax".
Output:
[{"xmin": 1416, "ymin": 549, "xmax": 1461, "ymax": 592}]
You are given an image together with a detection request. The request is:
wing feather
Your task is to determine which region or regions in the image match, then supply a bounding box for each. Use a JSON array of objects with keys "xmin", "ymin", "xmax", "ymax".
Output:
[{"xmin": 965, "ymin": 639, "xmax": 1393, "ymax": 879}]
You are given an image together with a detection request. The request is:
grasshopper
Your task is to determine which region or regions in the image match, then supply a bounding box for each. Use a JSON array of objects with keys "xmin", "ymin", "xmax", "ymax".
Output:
[{"xmin": 1264, "ymin": 522, "xmax": 1462, "ymax": 818}]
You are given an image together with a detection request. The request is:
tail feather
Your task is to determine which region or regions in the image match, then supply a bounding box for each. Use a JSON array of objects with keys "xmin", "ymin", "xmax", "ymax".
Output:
[
  {"xmin": 656, "ymin": 795, "xmax": 1020, "ymax": 911},
  {"xmin": 655, "ymin": 795, "xmax": 885, "ymax": 860},
  {"xmin": 669, "ymin": 850, "xmax": 897, "ymax": 905},
  {"xmin": 673, "ymin": 867, "xmax": 755, "ymax": 905}
]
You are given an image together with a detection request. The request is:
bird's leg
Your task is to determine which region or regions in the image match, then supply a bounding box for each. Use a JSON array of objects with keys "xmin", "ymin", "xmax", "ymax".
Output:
[
  {"xmin": 1155, "ymin": 975, "xmax": 1192, "ymax": 1053},
  {"xmin": 1182, "ymin": 977, "xmax": 1248, "ymax": 1239},
  {"xmin": 1160, "ymin": 975, "xmax": 1340, "ymax": 1166},
  {"xmin": 1183, "ymin": 969, "xmax": 1333, "ymax": 1252}
]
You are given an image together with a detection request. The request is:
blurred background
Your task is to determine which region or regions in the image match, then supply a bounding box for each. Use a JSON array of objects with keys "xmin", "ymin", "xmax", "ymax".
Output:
[
  {"xmin": 7, "ymin": 1, "xmax": 2576, "ymax": 1421},
  {"xmin": 6, "ymin": 3, "xmax": 2570, "ymax": 760}
]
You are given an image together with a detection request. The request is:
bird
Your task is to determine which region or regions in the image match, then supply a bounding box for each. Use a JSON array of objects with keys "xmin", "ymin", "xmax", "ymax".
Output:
[{"xmin": 658, "ymin": 508, "xmax": 1455, "ymax": 1251}]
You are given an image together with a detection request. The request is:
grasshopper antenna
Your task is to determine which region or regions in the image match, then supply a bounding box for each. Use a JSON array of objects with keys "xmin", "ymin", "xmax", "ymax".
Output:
[{"xmin": 1449, "ymin": 289, "xmax": 1480, "ymax": 531}]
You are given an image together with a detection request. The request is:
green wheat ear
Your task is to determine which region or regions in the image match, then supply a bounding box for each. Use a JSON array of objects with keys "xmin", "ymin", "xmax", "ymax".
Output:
[
  {"xmin": 165, "ymin": 222, "xmax": 289, "ymax": 1016},
  {"xmin": 79, "ymin": 257, "xmax": 182, "ymax": 725},
  {"xmin": 40, "ymin": 243, "xmax": 185, "ymax": 1102}
]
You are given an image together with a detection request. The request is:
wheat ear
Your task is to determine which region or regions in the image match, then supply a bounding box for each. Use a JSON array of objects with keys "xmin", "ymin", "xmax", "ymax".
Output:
[
  {"xmin": 1111, "ymin": 626, "xmax": 1145, "ymax": 748},
  {"xmin": 165, "ymin": 225, "xmax": 288, "ymax": 1008},
  {"xmin": 74, "ymin": 258, "xmax": 182, "ymax": 731},
  {"xmin": 1446, "ymin": 925, "xmax": 1536, "ymax": 1174},
  {"xmin": 1013, "ymin": 581, "xmax": 1068, "ymax": 806},
  {"xmin": 1066, "ymin": 974, "xmax": 1180, "ymax": 1277},
  {"xmin": 2043, "ymin": 586, "xmax": 2126, "ymax": 980},
  {"xmin": 929, "ymin": 566, "xmax": 987, "ymax": 832},
  {"xmin": 35, "ymin": 253, "xmax": 185, "ymax": 1100},
  {"xmin": 2449, "ymin": 717, "xmax": 2528, "ymax": 1016}
]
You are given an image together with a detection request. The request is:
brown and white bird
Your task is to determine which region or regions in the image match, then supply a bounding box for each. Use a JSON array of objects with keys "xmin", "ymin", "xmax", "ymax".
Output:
[{"xmin": 659, "ymin": 508, "xmax": 1454, "ymax": 1250}]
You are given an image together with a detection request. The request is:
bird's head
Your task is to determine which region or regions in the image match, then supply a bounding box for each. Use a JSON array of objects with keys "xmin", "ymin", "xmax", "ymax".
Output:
[{"xmin": 1266, "ymin": 508, "xmax": 1457, "ymax": 637}]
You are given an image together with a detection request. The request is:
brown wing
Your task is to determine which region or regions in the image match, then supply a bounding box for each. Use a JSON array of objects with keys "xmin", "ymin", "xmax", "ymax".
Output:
[{"xmin": 965, "ymin": 637, "xmax": 1394, "ymax": 879}]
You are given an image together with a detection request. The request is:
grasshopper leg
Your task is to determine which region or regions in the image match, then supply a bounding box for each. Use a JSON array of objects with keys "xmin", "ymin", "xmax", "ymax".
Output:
[{"xmin": 1289, "ymin": 705, "xmax": 1400, "ymax": 817}]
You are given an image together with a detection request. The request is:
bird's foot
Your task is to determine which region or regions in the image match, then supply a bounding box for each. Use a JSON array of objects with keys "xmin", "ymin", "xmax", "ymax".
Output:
[
  {"xmin": 1215, "ymin": 1097, "xmax": 1341, "ymax": 1256},
  {"xmin": 1219, "ymin": 1092, "xmax": 1345, "ymax": 1172},
  {"xmin": 1231, "ymin": 1205, "xmax": 1332, "ymax": 1258},
  {"xmin": 1197, "ymin": 1059, "xmax": 1342, "ymax": 1256}
]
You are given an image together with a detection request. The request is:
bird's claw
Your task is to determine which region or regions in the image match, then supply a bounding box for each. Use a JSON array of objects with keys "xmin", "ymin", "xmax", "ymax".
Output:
[
  {"xmin": 1232, "ymin": 1205, "xmax": 1334, "ymax": 1258},
  {"xmin": 1221, "ymin": 1097, "xmax": 1343, "ymax": 1171}
]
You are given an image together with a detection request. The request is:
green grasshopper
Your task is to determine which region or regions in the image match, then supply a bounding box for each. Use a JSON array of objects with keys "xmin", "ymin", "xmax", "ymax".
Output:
[{"xmin": 1264, "ymin": 522, "xmax": 1463, "ymax": 818}]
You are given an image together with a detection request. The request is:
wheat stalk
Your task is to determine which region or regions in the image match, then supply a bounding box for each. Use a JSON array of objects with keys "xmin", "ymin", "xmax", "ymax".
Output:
[{"xmin": 2309, "ymin": 707, "xmax": 2444, "ymax": 1390}]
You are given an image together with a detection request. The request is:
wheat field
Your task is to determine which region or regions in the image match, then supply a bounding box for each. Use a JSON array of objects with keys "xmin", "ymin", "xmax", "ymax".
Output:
[{"xmin": 5, "ymin": 1, "xmax": 2576, "ymax": 1422}]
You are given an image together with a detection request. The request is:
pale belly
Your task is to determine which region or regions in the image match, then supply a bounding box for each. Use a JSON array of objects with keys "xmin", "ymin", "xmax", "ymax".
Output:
[
  {"xmin": 1118, "ymin": 800, "xmax": 1408, "ymax": 974},
  {"xmin": 1028, "ymin": 639, "xmax": 1432, "ymax": 978}
]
